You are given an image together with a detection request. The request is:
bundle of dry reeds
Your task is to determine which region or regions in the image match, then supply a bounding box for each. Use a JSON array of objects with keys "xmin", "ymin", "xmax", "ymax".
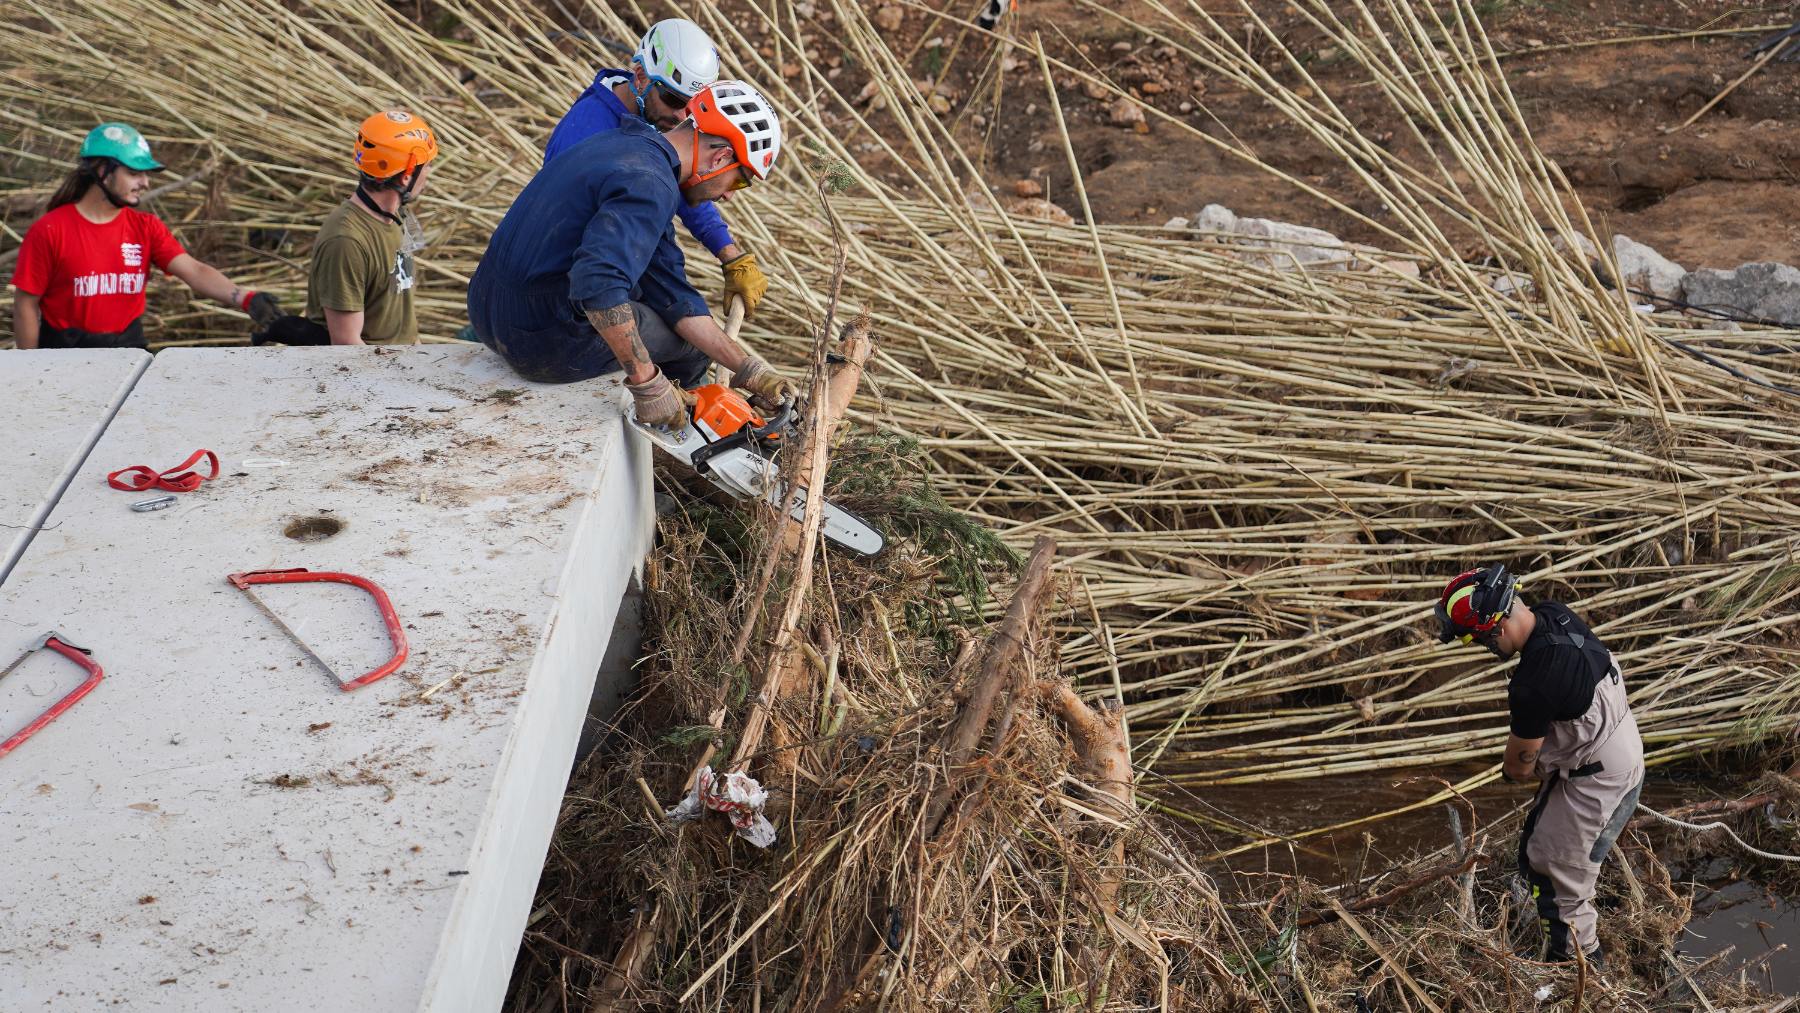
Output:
[
  {"xmin": 3, "ymin": 0, "xmax": 1798, "ymax": 1005},
  {"xmin": 7, "ymin": 0, "xmax": 1792, "ymax": 777},
  {"xmin": 7, "ymin": 0, "xmax": 1794, "ymax": 815}
]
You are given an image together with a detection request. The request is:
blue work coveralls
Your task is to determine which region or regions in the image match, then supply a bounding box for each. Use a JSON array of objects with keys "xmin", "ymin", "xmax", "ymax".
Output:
[
  {"xmin": 467, "ymin": 119, "xmax": 712, "ymax": 385},
  {"xmin": 544, "ymin": 68, "xmax": 736, "ymax": 258}
]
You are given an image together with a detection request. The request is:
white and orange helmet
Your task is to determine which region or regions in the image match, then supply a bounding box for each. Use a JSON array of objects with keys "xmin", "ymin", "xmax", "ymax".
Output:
[{"xmin": 683, "ymin": 80, "xmax": 783, "ymax": 186}]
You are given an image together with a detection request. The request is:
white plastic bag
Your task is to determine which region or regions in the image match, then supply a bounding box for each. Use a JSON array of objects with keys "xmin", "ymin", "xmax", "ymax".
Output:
[{"xmin": 666, "ymin": 765, "xmax": 776, "ymax": 848}]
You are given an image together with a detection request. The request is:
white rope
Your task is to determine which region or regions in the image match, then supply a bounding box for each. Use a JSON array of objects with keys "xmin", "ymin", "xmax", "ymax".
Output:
[{"xmin": 1635, "ymin": 803, "xmax": 1800, "ymax": 863}]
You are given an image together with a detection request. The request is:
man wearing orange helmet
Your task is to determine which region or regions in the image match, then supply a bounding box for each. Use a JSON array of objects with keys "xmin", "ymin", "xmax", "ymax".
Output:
[
  {"xmin": 469, "ymin": 81, "xmax": 791, "ymax": 429},
  {"xmin": 543, "ymin": 19, "xmax": 770, "ymax": 320},
  {"xmin": 264, "ymin": 110, "xmax": 437, "ymax": 346},
  {"xmin": 1435, "ymin": 564, "xmax": 1644, "ymax": 970}
]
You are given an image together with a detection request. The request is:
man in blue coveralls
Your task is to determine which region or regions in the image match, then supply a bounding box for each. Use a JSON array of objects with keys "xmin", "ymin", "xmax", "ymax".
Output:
[
  {"xmin": 467, "ymin": 80, "xmax": 792, "ymax": 431},
  {"xmin": 545, "ymin": 18, "xmax": 770, "ymax": 319}
]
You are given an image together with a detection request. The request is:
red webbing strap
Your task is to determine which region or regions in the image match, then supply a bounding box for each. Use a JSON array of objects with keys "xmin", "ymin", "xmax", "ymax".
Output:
[{"xmin": 107, "ymin": 449, "xmax": 220, "ymax": 492}]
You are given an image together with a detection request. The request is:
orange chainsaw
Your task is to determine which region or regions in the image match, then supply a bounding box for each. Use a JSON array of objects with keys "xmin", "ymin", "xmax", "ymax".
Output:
[{"xmin": 630, "ymin": 384, "xmax": 884, "ymax": 556}]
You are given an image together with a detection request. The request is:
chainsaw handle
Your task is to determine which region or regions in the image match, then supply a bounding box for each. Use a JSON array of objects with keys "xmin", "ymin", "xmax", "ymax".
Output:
[
  {"xmin": 692, "ymin": 397, "xmax": 795, "ymax": 477},
  {"xmin": 750, "ymin": 399, "xmax": 794, "ymax": 439}
]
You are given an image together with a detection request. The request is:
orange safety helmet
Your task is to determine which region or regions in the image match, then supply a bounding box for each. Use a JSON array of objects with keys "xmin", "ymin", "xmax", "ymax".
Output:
[
  {"xmin": 354, "ymin": 109, "xmax": 438, "ymax": 181},
  {"xmin": 682, "ymin": 81, "xmax": 782, "ymax": 191}
]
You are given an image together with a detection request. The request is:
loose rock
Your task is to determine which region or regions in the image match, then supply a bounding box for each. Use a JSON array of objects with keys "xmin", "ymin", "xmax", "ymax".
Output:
[
  {"xmin": 1191, "ymin": 203, "xmax": 1352, "ymax": 271},
  {"xmin": 1109, "ymin": 100, "xmax": 1146, "ymax": 128},
  {"xmin": 1005, "ymin": 197, "xmax": 1075, "ymax": 225},
  {"xmin": 1682, "ymin": 261, "xmax": 1800, "ymax": 325},
  {"xmin": 1611, "ymin": 234, "xmax": 1686, "ymax": 303},
  {"xmin": 1370, "ymin": 258, "xmax": 1421, "ymax": 280},
  {"xmin": 1194, "ymin": 203, "xmax": 1237, "ymax": 233},
  {"xmin": 1548, "ymin": 231, "xmax": 1599, "ymax": 260}
]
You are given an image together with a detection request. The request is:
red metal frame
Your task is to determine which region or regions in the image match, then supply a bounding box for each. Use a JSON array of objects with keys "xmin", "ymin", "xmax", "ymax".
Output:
[
  {"xmin": 0, "ymin": 632, "xmax": 105, "ymax": 759},
  {"xmin": 228, "ymin": 568, "xmax": 409, "ymax": 692}
]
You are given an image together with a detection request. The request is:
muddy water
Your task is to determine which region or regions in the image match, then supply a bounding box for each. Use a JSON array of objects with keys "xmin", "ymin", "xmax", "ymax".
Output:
[
  {"xmin": 1670, "ymin": 862, "xmax": 1799, "ymax": 994},
  {"xmin": 1189, "ymin": 768, "xmax": 1798, "ymax": 992}
]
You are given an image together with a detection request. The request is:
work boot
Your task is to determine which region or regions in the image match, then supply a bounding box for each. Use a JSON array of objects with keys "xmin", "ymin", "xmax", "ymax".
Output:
[{"xmin": 1545, "ymin": 944, "xmax": 1606, "ymax": 972}]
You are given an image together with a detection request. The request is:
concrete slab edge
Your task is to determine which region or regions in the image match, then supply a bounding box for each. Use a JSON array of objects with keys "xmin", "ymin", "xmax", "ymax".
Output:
[{"xmin": 420, "ymin": 421, "xmax": 656, "ymax": 1013}]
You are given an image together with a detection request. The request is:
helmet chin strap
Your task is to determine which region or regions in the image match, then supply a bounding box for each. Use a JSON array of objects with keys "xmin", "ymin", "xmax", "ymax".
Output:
[
  {"xmin": 679, "ymin": 130, "xmax": 703, "ymax": 192},
  {"xmin": 355, "ymin": 182, "xmax": 405, "ymax": 226},
  {"xmin": 397, "ymin": 167, "xmax": 422, "ymax": 207},
  {"xmin": 356, "ymin": 158, "xmax": 421, "ymax": 223},
  {"xmin": 95, "ymin": 164, "xmax": 131, "ymax": 208},
  {"xmin": 628, "ymin": 60, "xmax": 652, "ymax": 120},
  {"xmin": 679, "ymin": 132, "xmax": 742, "ymax": 192}
]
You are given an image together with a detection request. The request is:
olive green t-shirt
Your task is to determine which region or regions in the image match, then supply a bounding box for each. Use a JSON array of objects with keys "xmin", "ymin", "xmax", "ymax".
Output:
[{"xmin": 304, "ymin": 199, "xmax": 417, "ymax": 344}]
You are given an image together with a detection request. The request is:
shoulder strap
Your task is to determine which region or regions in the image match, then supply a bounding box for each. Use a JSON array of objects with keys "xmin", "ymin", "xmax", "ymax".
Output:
[{"xmin": 1537, "ymin": 612, "xmax": 1611, "ymax": 679}]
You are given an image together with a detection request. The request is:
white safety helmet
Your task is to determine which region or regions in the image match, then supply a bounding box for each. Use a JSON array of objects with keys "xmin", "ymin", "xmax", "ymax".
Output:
[
  {"xmin": 634, "ymin": 19, "xmax": 721, "ymax": 100},
  {"xmin": 687, "ymin": 80, "xmax": 783, "ymax": 181}
]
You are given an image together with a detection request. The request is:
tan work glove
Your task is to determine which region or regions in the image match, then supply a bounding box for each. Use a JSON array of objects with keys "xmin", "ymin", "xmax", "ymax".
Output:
[
  {"xmin": 733, "ymin": 356, "xmax": 797, "ymax": 410},
  {"xmin": 721, "ymin": 251, "xmax": 769, "ymax": 319},
  {"xmin": 626, "ymin": 367, "xmax": 687, "ymax": 430}
]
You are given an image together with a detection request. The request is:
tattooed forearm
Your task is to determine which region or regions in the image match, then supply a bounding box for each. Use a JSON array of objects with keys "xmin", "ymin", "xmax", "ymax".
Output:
[
  {"xmin": 594, "ymin": 304, "xmax": 634, "ymax": 328},
  {"xmin": 1502, "ymin": 741, "xmax": 1543, "ymax": 783},
  {"xmin": 588, "ymin": 303, "xmax": 654, "ymax": 376}
]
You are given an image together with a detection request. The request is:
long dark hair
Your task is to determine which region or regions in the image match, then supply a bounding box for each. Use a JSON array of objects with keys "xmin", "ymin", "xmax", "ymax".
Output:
[{"xmin": 46, "ymin": 157, "xmax": 111, "ymax": 211}]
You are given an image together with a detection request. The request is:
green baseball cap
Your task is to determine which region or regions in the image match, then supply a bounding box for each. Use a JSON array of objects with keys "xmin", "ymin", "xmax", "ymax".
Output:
[{"xmin": 79, "ymin": 122, "xmax": 164, "ymax": 171}]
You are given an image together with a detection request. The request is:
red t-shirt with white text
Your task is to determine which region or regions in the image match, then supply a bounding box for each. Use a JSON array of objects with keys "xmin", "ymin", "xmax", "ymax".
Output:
[{"xmin": 10, "ymin": 204, "xmax": 186, "ymax": 333}]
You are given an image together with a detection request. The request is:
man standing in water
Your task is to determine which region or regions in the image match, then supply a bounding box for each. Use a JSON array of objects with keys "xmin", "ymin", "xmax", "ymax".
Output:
[{"xmin": 1435, "ymin": 564, "xmax": 1645, "ymax": 969}]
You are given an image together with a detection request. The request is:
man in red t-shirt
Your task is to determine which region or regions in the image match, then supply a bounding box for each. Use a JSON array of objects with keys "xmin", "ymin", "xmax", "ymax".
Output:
[{"xmin": 9, "ymin": 123, "xmax": 284, "ymax": 349}]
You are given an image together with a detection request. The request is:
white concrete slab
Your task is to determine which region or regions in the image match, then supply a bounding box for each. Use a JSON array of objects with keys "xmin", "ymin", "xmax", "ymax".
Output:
[
  {"xmin": 0, "ymin": 349, "xmax": 150, "ymax": 585},
  {"xmin": 0, "ymin": 346, "xmax": 654, "ymax": 1012}
]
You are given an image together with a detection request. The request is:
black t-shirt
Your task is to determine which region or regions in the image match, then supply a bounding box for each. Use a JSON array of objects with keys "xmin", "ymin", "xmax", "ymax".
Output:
[{"xmin": 1507, "ymin": 602, "xmax": 1612, "ymax": 739}]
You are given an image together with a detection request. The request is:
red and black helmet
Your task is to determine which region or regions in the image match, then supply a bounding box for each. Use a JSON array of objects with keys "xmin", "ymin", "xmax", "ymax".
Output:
[{"xmin": 1435, "ymin": 564, "xmax": 1518, "ymax": 644}]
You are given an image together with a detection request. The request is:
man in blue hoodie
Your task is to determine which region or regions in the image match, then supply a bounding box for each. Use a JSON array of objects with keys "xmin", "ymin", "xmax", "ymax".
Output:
[
  {"xmin": 469, "ymin": 81, "xmax": 791, "ymax": 431},
  {"xmin": 545, "ymin": 19, "xmax": 769, "ymax": 319}
]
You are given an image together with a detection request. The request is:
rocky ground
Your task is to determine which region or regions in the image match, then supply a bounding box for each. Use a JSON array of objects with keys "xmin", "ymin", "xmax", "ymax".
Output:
[
  {"xmin": 773, "ymin": 0, "xmax": 1800, "ymax": 319},
  {"xmin": 943, "ymin": 0, "xmax": 1800, "ymax": 269}
]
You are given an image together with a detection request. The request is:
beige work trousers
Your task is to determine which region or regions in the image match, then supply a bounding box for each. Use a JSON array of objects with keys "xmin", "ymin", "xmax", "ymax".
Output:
[{"xmin": 1516, "ymin": 662, "xmax": 1644, "ymax": 959}]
